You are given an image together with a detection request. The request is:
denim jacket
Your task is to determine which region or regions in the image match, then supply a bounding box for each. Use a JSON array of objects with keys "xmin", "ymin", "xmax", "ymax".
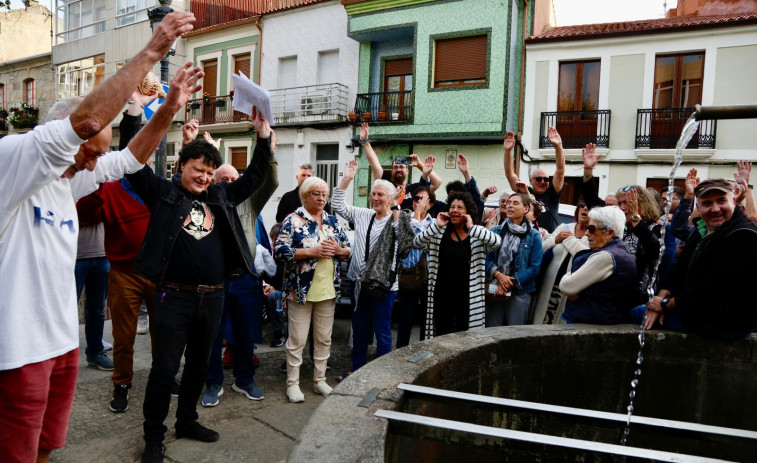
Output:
[
  {"xmin": 485, "ymin": 225, "xmax": 542, "ymax": 294},
  {"xmin": 274, "ymin": 207, "xmax": 351, "ymax": 304},
  {"xmin": 125, "ymin": 137, "xmax": 271, "ymax": 285}
]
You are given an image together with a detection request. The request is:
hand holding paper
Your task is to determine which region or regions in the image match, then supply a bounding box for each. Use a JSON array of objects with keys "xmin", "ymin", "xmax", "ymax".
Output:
[{"xmin": 231, "ymin": 71, "xmax": 275, "ymax": 126}]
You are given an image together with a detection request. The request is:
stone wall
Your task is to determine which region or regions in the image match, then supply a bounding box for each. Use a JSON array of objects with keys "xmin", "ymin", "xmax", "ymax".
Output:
[{"xmin": 0, "ymin": 53, "xmax": 56, "ymax": 131}]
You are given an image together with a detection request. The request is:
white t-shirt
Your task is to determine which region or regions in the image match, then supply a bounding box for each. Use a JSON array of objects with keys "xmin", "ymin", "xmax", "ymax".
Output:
[{"xmin": 0, "ymin": 118, "xmax": 143, "ymax": 370}]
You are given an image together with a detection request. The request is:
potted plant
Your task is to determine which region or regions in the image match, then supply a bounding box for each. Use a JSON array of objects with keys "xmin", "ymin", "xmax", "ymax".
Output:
[
  {"xmin": 361, "ymin": 112, "xmax": 372, "ymax": 121},
  {"xmin": 377, "ymin": 111, "xmax": 387, "ymax": 121},
  {"xmin": 190, "ymin": 101, "xmax": 201, "ymax": 110},
  {"xmin": 348, "ymin": 111, "xmax": 358, "ymax": 123},
  {"xmin": 8, "ymin": 104, "xmax": 39, "ymax": 130},
  {"xmin": 203, "ymin": 92, "xmax": 211, "ymax": 105},
  {"xmin": 214, "ymin": 99, "xmax": 226, "ymax": 108}
]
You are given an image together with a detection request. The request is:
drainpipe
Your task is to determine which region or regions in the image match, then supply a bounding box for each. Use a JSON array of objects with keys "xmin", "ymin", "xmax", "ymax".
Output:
[
  {"xmin": 516, "ymin": 0, "xmax": 529, "ymax": 175},
  {"xmin": 255, "ymin": 15, "xmax": 262, "ymax": 84}
]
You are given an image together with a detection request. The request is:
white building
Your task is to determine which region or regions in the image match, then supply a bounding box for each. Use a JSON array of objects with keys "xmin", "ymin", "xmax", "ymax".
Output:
[{"xmin": 523, "ymin": 12, "xmax": 757, "ymax": 201}]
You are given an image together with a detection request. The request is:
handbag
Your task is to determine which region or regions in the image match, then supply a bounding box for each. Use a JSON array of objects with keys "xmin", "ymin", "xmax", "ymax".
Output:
[
  {"xmin": 360, "ymin": 214, "xmax": 394, "ymax": 299},
  {"xmin": 398, "ymin": 253, "xmax": 428, "ymax": 292}
]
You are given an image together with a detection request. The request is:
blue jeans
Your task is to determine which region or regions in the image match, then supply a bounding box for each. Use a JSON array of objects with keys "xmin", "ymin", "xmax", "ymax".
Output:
[
  {"xmin": 143, "ymin": 286, "xmax": 224, "ymax": 444},
  {"xmin": 74, "ymin": 257, "xmax": 110, "ymax": 357},
  {"xmin": 206, "ymin": 274, "xmax": 263, "ymax": 388},
  {"xmin": 352, "ymin": 290, "xmax": 397, "ymax": 372}
]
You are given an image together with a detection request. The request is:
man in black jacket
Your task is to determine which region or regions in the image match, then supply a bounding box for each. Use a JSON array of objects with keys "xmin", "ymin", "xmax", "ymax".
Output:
[
  {"xmin": 642, "ymin": 178, "xmax": 757, "ymax": 338},
  {"xmin": 126, "ymin": 107, "xmax": 272, "ymax": 462}
]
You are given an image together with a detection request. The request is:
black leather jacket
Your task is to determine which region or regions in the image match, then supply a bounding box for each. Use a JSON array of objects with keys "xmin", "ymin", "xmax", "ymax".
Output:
[{"xmin": 125, "ymin": 136, "xmax": 271, "ymax": 285}]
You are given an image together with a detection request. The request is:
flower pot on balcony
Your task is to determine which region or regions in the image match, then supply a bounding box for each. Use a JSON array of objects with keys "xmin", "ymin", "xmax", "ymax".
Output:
[
  {"xmin": 361, "ymin": 112, "xmax": 372, "ymax": 121},
  {"xmin": 377, "ymin": 111, "xmax": 387, "ymax": 121},
  {"xmin": 214, "ymin": 100, "xmax": 226, "ymax": 108},
  {"xmin": 348, "ymin": 112, "xmax": 358, "ymax": 123},
  {"xmin": 190, "ymin": 102, "xmax": 201, "ymax": 110}
]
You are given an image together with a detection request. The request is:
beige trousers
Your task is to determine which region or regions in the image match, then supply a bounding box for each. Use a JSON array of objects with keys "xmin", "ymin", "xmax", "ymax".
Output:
[{"xmin": 286, "ymin": 298, "xmax": 335, "ymax": 386}]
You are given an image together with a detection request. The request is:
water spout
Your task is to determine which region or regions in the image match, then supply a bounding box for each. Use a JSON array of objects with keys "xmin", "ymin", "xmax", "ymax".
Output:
[{"xmin": 694, "ymin": 104, "xmax": 757, "ymax": 121}]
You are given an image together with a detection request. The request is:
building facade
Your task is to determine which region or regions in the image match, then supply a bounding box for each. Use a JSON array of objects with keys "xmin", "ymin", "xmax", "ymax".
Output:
[
  {"xmin": 523, "ymin": 12, "xmax": 757, "ymax": 200},
  {"xmin": 0, "ymin": 52, "xmax": 54, "ymax": 134}
]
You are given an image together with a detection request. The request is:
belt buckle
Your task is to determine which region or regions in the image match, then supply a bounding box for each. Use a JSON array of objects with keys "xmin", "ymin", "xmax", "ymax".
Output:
[{"xmin": 196, "ymin": 285, "xmax": 213, "ymax": 293}]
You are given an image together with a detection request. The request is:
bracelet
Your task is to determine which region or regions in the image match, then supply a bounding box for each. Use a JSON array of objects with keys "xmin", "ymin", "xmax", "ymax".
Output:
[
  {"xmin": 749, "ymin": 184, "xmax": 754, "ymax": 190},
  {"xmin": 127, "ymin": 99, "xmax": 144, "ymax": 109},
  {"xmin": 358, "ymin": 138, "xmax": 370, "ymax": 145}
]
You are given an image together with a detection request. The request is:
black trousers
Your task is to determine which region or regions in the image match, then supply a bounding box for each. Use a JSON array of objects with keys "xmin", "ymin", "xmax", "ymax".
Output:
[{"xmin": 143, "ymin": 287, "xmax": 224, "ymax": 444}]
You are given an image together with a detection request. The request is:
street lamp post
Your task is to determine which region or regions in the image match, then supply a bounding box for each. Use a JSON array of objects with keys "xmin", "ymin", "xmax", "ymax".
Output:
[{"xmin": 148, "ymin": 0, "xmax": 175, "ymax": 179}]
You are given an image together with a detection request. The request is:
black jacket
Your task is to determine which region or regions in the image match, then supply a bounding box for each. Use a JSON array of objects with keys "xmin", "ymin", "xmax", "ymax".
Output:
[
  {"xmin": 125, "ymin": 136, "xmax": 272, "ymax": 285},
  {"xmin": 667, "ymin": 206, "xmax": 757, "ymax": 336}
]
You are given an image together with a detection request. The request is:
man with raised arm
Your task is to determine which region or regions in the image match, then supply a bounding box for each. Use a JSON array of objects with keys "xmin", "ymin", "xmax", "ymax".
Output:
[
  {"xmin": 503, "ymin": 128, "xmax": 565, "ymax": 232},
  {"xmin": 0, "ymin": 12, "xmax": 196, "ymax": 463},
  {"xmin": 358, "ymin": 122, "xmax": 442, "ymax": 202}
]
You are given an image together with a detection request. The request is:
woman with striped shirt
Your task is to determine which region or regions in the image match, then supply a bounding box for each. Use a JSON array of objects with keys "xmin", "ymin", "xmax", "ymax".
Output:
[{"xmin": 413, "ymin": 191, "xmax": 502, "ymax": 339}]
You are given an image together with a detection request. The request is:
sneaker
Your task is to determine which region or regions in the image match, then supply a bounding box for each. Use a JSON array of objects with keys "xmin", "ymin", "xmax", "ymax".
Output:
[
  {"xmin": 141, "ymin": 442, "xmax": 165, "ymax": 463},
  {"xmin": 102, "ymin": 339, "xmax": 113, "ymax": 351},
  {"xmin": 175, "ymin": 421, "xmax": 219, "ymax": 442},
  {"xmin": 137, "ymin": 316, "xmax": 149, "ymax": 335},
  {"xmin": 109, "ymin": 384, "xmax": 129, "ymax": 413},
  {"xmin": 286, "ymin": 384, "xmax": 305, "ymax": 403},
  {"xmin": 232, "ymin": 381, "xmax": 264, "ymax": 401},
  {"xmin": 270, "ymin": 333, "xmax": 285, "ymax": 347},
  {"xmin": 87, "ymin": 351, "xmax": 114, "ymax": 371},
  {"xmin": 313, "ymin": 380, "xmax": 333, "ymax": 397},
  {"xmin": 201, "ymin": 384, "xmax": 224, "ymax": 407},
  {"xmin": 170, "ymin": 377, "xmax": 180, "ymax": 397}
]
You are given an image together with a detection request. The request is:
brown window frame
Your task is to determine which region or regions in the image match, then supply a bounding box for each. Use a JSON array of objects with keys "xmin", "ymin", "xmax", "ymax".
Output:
[
  {"xmin": 653, "ymin": 51, "xmax": 705, "ymax": 110},
  {"xmin": 432, "ymin": 33, "xmax": 489, "ymax": 89}
]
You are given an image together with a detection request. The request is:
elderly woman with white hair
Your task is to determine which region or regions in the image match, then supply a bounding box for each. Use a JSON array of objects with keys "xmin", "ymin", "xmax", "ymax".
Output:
[
  {"xmin": 558, "ymin": 206, "xmax": 638, "ymax": 324},
  {"xmin": 275, "ymin": 176, "xmax": 351, "ymax": 402},
  {"xmin": 331, "ymin": 160, "xmax": 413, "ymax": 381}
]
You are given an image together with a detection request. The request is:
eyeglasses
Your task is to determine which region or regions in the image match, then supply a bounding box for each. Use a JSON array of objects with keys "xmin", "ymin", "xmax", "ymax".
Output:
[
  {"xmin": 413, "ymin": 196, "xmax": 428, "ymax": 202},
  {"xmin": 309, "ymin": 192, "xmax": 329, "ymax": 199},
  {"xmin": 532, "ymin": 176, "xmax": 549, "ymax": 183},
  {"xmin": 586, "ymin": 225, "xmax": 607, "ymax": 235},
  {"xmin": 80, "ymin": 144, "xmax": 106, "ymax": 159}
]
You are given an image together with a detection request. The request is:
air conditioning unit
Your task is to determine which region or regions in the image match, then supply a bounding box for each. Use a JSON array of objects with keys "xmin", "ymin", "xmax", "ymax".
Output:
[{"xmin": 302, "ymin": 94, "xmax": 328, "ymax": 115}]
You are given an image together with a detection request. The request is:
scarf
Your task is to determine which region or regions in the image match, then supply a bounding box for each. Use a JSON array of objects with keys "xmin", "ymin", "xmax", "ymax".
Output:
[{"xmin": 496, "ymin": 219, "xmax": 530, "ymax": 277}]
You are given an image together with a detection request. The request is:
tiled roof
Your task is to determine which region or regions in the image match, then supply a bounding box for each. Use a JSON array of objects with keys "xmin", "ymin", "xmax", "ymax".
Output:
[
  {"xmin": 527, "ymin": 12, "xmax": 757, "ymax": 43},
  {"xmin": 183, "ymin": 16, "xmax": 260, "ymax": 38}
]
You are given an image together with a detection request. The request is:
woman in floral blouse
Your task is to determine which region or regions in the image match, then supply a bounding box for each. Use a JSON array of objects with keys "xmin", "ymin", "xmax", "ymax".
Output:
[{"xmin": 274, "ymin": 177, "xmax": 351, "ymax": 403}]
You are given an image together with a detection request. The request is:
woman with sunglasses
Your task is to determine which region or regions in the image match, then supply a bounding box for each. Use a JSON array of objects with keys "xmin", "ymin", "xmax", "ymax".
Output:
[
  {"xmin": 484, "ymin": 193, "xmax": 543, "ymax": 326},
  {"xmin": 616, "ymin": 185, "xmax": 662, "ymax": 293},
  {"xmin": 559, "ymin": 206, "xmax": 638, "ymax": 324},
  {"xmin": 414, "ymin": 191, "xmax": 501, "ymax": 338},
  {"xmin": 532, "ymin": 200, "xmax": 591, "ymax": 324}
]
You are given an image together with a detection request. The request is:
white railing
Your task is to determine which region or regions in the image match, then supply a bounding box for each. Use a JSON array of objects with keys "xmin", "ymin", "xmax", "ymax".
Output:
[{"xmin": 269, "ymin": 83, "xmax": 349, "ymax": 125}]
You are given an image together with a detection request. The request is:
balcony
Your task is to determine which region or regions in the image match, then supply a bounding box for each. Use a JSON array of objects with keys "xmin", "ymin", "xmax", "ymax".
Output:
[
  {"xmin": 539, "ymin": 110, "xmax": 611, "ymax": 149},
  {"xmin": 270, "ymin": 83, "xmax": 349, "ymax": 126},
  {"xmin": 353, "ymin": 90, "xmax": 414, "ymax": 124},
  {"xmin": 184, "ymin": 94, "xmax": 252, "ymax": 132},
  {"xmin": 636, "ymin": 108, "xmax": 716, "ymax": 149}
]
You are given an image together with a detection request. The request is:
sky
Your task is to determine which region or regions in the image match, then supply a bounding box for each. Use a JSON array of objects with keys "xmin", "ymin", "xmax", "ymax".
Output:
[
  {"xmin": 553, "ymin": 0, "xmax": 677, "ymax": 26},
  {"xmin": 10, "ymin": 0, "xmax": 678, "ymax": 25}
]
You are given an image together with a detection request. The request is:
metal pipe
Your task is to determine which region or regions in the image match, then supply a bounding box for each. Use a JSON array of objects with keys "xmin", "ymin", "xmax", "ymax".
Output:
[{"xmin": 694, "ymin": 104, "xmax": 757, "ymax": 121}]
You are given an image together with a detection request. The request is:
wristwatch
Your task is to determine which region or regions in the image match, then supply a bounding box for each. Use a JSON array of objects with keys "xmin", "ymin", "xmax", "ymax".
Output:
[
  {"xmin": 631, "ymin": 214, "xmax": 641, "ymax": 223},
  {"xmin": 390, "ymin": 205, "xmax": 401, "ymax": 211}
]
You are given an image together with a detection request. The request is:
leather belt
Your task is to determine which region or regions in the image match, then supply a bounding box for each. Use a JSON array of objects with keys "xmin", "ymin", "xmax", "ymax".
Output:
[{"xmin": 164, "ymin": 282, "xmax": 225, "ymax": 293}]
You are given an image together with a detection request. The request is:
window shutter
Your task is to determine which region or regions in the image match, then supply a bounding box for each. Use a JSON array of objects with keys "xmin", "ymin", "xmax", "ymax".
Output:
[
  {"xmin": 434, "ymin": 35, "xmax": 487, "ymax": 84},
  {"xmin": 233, "ymin": 54, "xmax": 251, "ymax": 80},
  {"xmin": 231, "ymin": 147, "xmax": 247, "ymax": 172},
  {"xmin": 385, "ymin": 58, "xmax": 413, "ymax": 77}
]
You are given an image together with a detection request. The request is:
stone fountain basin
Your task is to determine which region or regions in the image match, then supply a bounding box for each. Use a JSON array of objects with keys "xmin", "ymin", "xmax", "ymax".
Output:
[{"xmin": 288, "ymin": 325, "xmax": 756, "ymax": 462}]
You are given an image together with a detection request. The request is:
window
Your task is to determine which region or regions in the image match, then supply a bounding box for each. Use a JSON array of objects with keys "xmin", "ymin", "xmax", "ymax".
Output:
[
  {"xmin": 433, "ymin": 34, "xmax": 488, "ymax": 88},
  {"xmin": 56, "ymin": 0, "xmax": 106, "ymax": 43},
  {"xmin": 653, "ymin": 52, "xmax": 704, "ymax": 109},
  {"xmin": 230, "ymin": 147, "xmax": 248, "ymax": 173},
  {"xmin": 317, "ymin": 50, "xmax": 339, "ymax": 85},
  {"xmin": 316, "ymin": 144, "xmax": 339, "ymax": 192},
  {"xmin": 278, "ymin": 57, "xmax": 297, "ymax": 89},
  {"xmin": 24, "ymin": 79, "xmax": 35, "ymax": 106},
  {"xmin": 57, "ymin": 54, "xmax": 106, "ymax": 99},
  {"xmin": 558, "ymin": 60, "xmax": 600, "ymax": 112},
  {"xmin": 117, "ymin": 0, "xmax": 150, "ymax": 27},
  {"xmin": 232, "ymin": 53, "xmax": 251, "ymax": 84}
]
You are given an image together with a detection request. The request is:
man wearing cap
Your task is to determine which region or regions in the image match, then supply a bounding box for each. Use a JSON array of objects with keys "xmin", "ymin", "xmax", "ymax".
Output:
[{"xmin": 641, "ymin": 178, "xmax": 757, "ymax": 338}]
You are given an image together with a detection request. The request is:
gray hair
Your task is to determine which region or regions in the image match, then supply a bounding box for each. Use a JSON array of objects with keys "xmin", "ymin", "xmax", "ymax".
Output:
[
  {"xmin": 298, "ymin": 163, "xmax": 313, "ymax": 172},
  {"xmin": 588, "ymin": 206, "xmax": 626, "ymax": 239},
  {"xmin": 372, "ymin": 179, "xmax": 397, "ymax": 200},
  {"xmin": 299, "ymin": 176, "xmax": 329, "ymax": 203},
  {"xmin": 46, "ymin": 97, "xmax": 84, "ymax": 122}
]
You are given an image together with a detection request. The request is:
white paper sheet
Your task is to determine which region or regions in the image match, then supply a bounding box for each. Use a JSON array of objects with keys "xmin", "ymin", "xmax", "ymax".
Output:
[{"xmin": 231, "ymin": 71, "xmax": 275, "ymax": 126}]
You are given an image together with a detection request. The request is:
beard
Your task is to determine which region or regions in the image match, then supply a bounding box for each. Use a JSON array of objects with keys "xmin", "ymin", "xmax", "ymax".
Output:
[{"xmin": 392, "ymin": 171, "xmax": 406, "ymax": 184}]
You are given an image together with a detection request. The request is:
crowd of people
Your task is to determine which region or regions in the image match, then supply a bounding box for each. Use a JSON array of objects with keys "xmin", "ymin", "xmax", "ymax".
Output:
[{"xmin": 0, "ymin": 10, "xmax": 755, "ymax": 462}]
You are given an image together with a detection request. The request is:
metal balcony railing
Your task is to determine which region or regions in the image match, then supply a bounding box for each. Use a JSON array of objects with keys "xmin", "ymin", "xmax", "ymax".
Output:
[
  {"xmin": 636, "ymin": 108, "xmax": 716, "ymax": 149},
  {"xmin": 269, "ymin": 83, "xmax": 349, "ymax": 126},
  {"xmin": 354, "ymin": 90, "xmax": 414, "ymax": 123},
  {"xmin": 184, "ymin": 95, "xmax": 250, "ymax": 125},
  {"xmin": 539, "ymin": 110, "xmax": 611, "ymax": 149}
]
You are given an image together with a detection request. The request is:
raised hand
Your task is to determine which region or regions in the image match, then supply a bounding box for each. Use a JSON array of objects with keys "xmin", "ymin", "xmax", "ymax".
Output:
[
  {"xmin": 547, "ymin": 126, "xmax": 562, "ymax": 148},
  {"xmin": 582, "ymin": 143, "xmax": 601, "ymax": 169},
  {"xmin": 503, "ymin": 131, "xmax": 515, "ymax": 152},
  {"xmin": 514, "ymin": 180, "xmax": 528, "ymax": 194},
  {"xmin": 182, "ymin": 119, "xmax": 199, "ymax": 143},
  {"xmin": 344, "ymin": 159, "xmax": 358, "ymax": 180},
  {"xmin": 625, "ymin": 188, "xmax": 640, "ymax": 216},
  {"xmin": 146, "ymin": 11, "xmax": 195, "ymax": 59},
  {"xmin": 422, "ymin": 155, "xmax": 436, "ymax": 177},
  {"xmin": 130, "ymin": 87, "xmax": 159, "ymax": 109},
  {"xmin": 481, "ymin": 185, "xmax": 497, "ymax": 200},
  {"xmin": 457, "ymin": 153, "xmax": 469, "ymax": 175},
  {"xmin": 203, "ymin": 132, "xmax": 221, "ymax": 149},
  {"xmin": 685, "ymin": 168, "xmax": 700, "ymax": 198},
  {"xmin": 734, "ymin": 178, "xmax": 748, "ymax": 204},
  {"xmin": 359, "ymin": 122, "xmax": 369, "ymax": 141},
  {"xmin": 436, "ymin": 211, "xmax": 450, "ymax": 228},
  {"xmin": 166, "ymin": 62, "xmax": 203, "ymax": 111},
  {"xmin": 734, "ymin": 160, "xmax": 751, "ymax": 184},
  {"xmin": 409, "ymin": 153, "xmax": 420, "ymax": 168},
  {"xmin": 250, "ymin": 106, "xmax": 271, "ymax": 138}
]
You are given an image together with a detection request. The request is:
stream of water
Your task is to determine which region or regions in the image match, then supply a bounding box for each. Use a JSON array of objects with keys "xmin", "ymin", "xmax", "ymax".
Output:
[{"xmin": 620, "ymin": 113, "xmax": 701, "ymax": 446}]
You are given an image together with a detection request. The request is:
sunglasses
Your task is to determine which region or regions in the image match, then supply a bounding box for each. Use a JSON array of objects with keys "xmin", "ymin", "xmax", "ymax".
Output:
[
  {"xmin": 618, "ymin": 185, "xmax": 635, "ymax": 193},
  {"xmin": 532, "ymin": 176, "xmax": 549, "ymax": 183},
  {"xmin": 586, "ymin": 224, "xmax": 607, "ymax": 235},
  {"xmin": 80, "ymin": 144, "xmax": 106, "ymax": 159}
]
